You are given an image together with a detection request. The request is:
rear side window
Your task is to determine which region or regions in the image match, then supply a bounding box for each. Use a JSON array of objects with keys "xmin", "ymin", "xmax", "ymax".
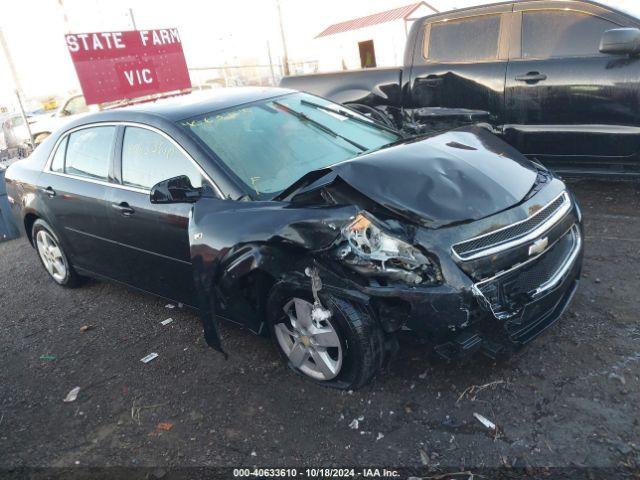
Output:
[
  {"xmin": 121, "ymin": 126, "xmax": 205, "ymax": 190},
  {"xmin": 522, "ymin": 10, "xmax": 618, "ymax": 58},
  {"xmin": 426, "ymin": 15, "xmax": 501, "ymax": 62},
  {"xmin": 50, "ymin": 136, "xmax": 68, "ymax": 173},
  {"xmin": 65, "ymin": 126, "xmax": 115, "ymax": 180}
]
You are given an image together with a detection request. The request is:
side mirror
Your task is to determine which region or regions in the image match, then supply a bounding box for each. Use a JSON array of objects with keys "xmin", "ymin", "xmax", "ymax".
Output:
[
  {"xmin": 150, "ymin": 175, "xmax": 201, "ymax": 204},
  {"xmin": 600, "ymin": 28, "xmax": 640, "ymax": 56}
]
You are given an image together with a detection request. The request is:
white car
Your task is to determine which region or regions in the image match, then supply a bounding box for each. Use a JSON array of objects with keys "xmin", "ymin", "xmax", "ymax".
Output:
[{"xmin": 29, "ymin": 94, "xmax": 97, "ymax": 145}]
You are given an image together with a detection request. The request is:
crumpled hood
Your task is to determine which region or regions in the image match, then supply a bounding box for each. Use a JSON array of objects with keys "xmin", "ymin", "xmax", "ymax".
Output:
[{"xmin": 286, "ymin": 127, "xmax": 539, "ymax": 227}]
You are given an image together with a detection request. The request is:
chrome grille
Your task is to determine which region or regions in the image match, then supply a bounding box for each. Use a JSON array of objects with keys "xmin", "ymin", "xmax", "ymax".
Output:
[
  {"xmin": 473, "ymin": 226, "xmax": 581, "ymax": 324},
  {"xmin": 452, "ymin": 192, "xmax": 570, "ymax": 260}
]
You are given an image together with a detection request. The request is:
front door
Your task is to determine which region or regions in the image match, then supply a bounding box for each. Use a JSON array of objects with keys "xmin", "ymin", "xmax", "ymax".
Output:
[
  {"xmin": 106, "ymin": 125, "xmax": 213, "ymax": 306},
  {"xmin": 504, "ymin": 2, "xmax": 640, "ymax": 173},
  {"xmin": 408, "ymin": 6, "xmax": 512, "ymax": 127}
]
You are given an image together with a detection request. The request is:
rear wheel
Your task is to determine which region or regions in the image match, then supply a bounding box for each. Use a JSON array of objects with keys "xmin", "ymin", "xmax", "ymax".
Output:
[
  {"xmin": 32, "ymin": 219, "xmax": 81, "ymax": 287},
  {"xmin": 267, "ymin": 283, "xmax": 386, "ymax": 389}
]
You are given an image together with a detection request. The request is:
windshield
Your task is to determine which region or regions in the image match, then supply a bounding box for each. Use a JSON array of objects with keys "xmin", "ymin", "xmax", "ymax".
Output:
[{"xmin": 179, "ymin": 92, "xmax": 400, "ymax": 198}]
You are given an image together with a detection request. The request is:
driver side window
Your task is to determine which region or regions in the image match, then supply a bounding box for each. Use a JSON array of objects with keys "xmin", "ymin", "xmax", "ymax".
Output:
[{"xmin": 121, "ymin": 126, "xmax": 206, "ymax": 191}]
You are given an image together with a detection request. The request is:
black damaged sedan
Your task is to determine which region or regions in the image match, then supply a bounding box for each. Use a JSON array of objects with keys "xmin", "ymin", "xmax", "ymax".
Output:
[{"xmin": 5, "ymin": 88, "xmax": 583, "ymax": 389}]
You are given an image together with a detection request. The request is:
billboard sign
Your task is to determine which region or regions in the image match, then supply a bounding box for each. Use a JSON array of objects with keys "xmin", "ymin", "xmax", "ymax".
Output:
[{"xmin": 65, "ymin": 29, "xmax": 191, "ymax": 105}]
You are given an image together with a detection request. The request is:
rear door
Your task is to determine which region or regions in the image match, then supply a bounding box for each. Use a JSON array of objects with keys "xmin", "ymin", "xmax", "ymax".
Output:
[
  {"xmin": 504, "ymin": 1, "xmax": 640, "ymax": 173},
  {"xmin": 38, "ymin": 125, "xmax": 121, "ymax": 277},
  {"xmin": 407, "ymin": 4, "xmax": 513, "ymax": 126},
  {"xmin": 106, "ymin": 124, "xmax": 215, "ymax": 306}
]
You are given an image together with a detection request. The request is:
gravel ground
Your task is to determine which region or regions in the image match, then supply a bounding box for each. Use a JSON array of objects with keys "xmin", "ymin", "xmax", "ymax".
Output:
[{"xmin": 0, "ymin": 179, "xmax": 638, "ymax": 474}]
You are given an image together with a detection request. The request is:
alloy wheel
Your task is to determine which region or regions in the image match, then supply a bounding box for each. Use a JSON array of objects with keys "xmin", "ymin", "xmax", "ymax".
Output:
[
  {"xmin": 275, "ymin": 298, "xmax": 343, "ymax": 381},
  {"xmin": 36, "ymin": 230, "xmax": 68, "ymax": 283}
]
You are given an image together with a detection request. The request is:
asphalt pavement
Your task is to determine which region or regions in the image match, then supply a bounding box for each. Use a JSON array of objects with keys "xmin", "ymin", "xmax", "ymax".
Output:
[{"xmin": 0, "ymin": 178, "xmax": 638, "ymax": 475}]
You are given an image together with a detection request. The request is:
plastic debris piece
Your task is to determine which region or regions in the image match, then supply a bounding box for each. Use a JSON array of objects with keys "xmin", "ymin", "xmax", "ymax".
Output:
[
  {"xmin": 348, "ymin": 419, "xmax": 359, "ymax": 429},
  {"xmin": 376, "ymin": 432, "xmax": 384, "ymax": 441},
  {"xmin": 64, "ymin": 386, "xmax": 81, "ymax": 403},
  {"xmin": 40, "ymin": 354, "xmax": 56, "ymax": 361},
  {"xmin": 419, "ymin": 448, "xmax": 429, "ymax": 465},
  {"xmin": 608, "ymin": 372, "xmax": 626, "ymax": 385},
  {"xmin": 79, "ymin": 325, "xmax": 93, "ymax": 333},
  {"xmin": 473, "ymin": 412, "xmax": 496, "ymax": 430},
  {"xmin": 160, "ymin": 318, "xmax": 174, "ymax": 326},
  {"xmin": 141, "ymin": 353, "xmax": 159, "ymax": 363},
  {"xmin": 157, "ymin": 421, "xmax": 173, "ymax": 431},
  {"xmin": 165, "ymin": 304, "xmax": 175, "ymax": 309}
]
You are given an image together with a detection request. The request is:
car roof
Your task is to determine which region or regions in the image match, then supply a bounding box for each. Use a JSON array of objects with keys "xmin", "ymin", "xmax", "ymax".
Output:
[
  {"xmin": 421, "ymin": 0, "xmax": 638, "ymax": 20},
  {"xmin": 74, "ymin": 87, "xmax": 295, "ymax": 125}
]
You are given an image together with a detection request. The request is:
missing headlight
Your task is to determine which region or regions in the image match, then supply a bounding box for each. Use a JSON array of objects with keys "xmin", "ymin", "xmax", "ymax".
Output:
[{"xmin": 336, "ymin": 212, "xmax": 442, "ymax": 285}]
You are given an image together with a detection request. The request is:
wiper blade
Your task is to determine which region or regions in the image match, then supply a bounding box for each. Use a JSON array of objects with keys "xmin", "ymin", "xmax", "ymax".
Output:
[
  {"xmin": 300, "ymin": 99, "xmax": 400, "ymax": 136},
  {"xmin": 272, "ymin": 101, "xmax": 368, "ymax": 153}
]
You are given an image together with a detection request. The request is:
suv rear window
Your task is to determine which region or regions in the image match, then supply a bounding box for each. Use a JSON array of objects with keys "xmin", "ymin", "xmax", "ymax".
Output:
[
  {"xmin": 64, "ymin": 126, "xmax": 115, "ymax": 181},
  {"xmin": 522, "ymin": 10, "xmax": 618, "ymax": 58},
  {"xmin": 426, "ymin": 15, "xmax": 501, "ymax": 62}
]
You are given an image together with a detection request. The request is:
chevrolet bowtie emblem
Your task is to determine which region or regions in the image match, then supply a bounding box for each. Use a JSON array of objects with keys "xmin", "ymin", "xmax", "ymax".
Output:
[{"xmin": 528, "ymin": 237, "xmax": 549, "ymax": 256}]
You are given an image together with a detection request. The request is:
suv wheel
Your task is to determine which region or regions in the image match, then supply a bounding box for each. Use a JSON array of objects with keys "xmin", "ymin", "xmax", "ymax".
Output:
[
  {"xmin": 267, "ymin": 283, "xmax": 385, "ymax": 389},
  {"xmin": 32, "ymin": 219, "xmax": 81, "ymax": 287}
]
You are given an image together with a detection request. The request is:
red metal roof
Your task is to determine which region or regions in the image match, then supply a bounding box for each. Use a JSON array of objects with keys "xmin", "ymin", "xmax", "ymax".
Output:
[{"xmin": 316, "ymin": 2, "xmax": 437, "ymax": 38}]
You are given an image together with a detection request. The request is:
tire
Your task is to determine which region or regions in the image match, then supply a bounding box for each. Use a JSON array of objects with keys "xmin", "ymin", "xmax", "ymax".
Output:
[
  {"xmin": 266, "ymin": 282, "xmax": 386, "ymax": 390},
  {"xmin": 32, "ymin": 219, "xmax": 82, "ymax": 288}
]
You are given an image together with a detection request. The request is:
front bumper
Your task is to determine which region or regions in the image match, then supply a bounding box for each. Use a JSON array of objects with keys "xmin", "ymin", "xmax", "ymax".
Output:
[
  {"xmin": 437, "ymin": 225, "xmax": 583, "ymax": 360},
  {"xmin": 319, "ymin": 186, "xmax": 584, "ymax": 360}
]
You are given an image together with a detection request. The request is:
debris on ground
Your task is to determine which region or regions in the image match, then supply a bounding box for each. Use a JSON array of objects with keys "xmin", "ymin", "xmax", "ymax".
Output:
[
  {"xmin": 160, "ymin": 318, "xmax": 174, "ymax": 326},
  {"xmin": 63, "ymin": 386, "xmax": 80, "ymax": 403},
  {"xmin": 140, "ymin": 353, "xmax": 159, "ymax": 363},
  {"xmin": 149, "ymin": 421, "xmax": 174, "ymax": 436},
  {"xmin": 404, "ymin": 402, "xmax": 417, "ymax": 414},
  {"xmin": 39, "ymin": 354, "xmax": 56, "ymax": 361},
  {"xmin": 442, "ymin": 415, "xmax": 463, "ymax": 429},
  {"xmin": 348, "ymin": 419, "xmax": 359, "ymax": 430},
  {"xmin": 376, "ymin": 432, "xmax": 384, "ymax": 441},
  {"xmin": 419, "ymin": 448, "xmax": 429, "ymax": 465},
  {"xmin": 165, "ymin": 304, "xmax": 175, "ymax": 309},
  {"xmin": 79, "ymin": 325, "xmax": 93, "ymax": 333},
  {"xmin": 608, "ymin": 372, "xmax": 626, "ymax": 385},
  {"xmin": 473, "ymin": 412, "xmax": 496, "ymax": 430},
  {"xmin": 457, "ymin": 380, "xmax": 507, "ymax": 404}
]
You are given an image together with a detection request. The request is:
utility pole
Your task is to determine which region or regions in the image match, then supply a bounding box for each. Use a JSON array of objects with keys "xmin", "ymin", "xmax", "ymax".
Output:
[
  {"xmin": 0, "ymin": 28, "xmax": 33, "ymax": 148},
  {"xmin": 128, "ymin": 8, "xmax": 138, "ymax": 30},
  {"xmin": 276, "ymin": 0, "xmax": 290, "ymax": 76},
  {"xmin": 266, "ymin": 41, "xmax": 276, "ymax": 86}
]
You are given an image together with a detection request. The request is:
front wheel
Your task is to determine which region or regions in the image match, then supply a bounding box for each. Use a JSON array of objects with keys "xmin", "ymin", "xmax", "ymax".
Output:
[{"xmin": 266, "ymin": 283, "xmax": 386, "ymax": 389}]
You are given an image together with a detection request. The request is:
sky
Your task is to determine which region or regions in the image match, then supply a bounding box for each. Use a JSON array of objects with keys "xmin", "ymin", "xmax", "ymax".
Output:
[{"xmin": 1, "ymin": 0, "xmax": 638, "ymax": 109}]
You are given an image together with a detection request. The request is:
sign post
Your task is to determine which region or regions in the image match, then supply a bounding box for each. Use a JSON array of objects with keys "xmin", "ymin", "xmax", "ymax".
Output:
[{"xmin": 65, "ymin": 28, "xmax": 191, "ymax": 105}]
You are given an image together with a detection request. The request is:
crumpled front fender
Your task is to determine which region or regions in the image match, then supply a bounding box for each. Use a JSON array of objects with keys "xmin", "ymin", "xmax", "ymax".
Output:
[{"xmin": 188, "ymin": 197, "xmax": 358, "ymax": 353}]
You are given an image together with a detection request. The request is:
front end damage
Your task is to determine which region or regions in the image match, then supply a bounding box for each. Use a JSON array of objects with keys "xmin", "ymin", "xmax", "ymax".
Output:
[{"xmin": 188, "ymin": 127, "xmax": 584, "ymax": 362}]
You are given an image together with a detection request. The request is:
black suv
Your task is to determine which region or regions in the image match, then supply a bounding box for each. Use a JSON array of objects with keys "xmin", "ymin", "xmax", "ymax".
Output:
[{"xmin": 282, "ymin": 0, "xmax": 640, "ymax": 176}]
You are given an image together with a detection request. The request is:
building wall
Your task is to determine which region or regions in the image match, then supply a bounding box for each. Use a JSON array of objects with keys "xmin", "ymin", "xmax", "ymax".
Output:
[{"xmin": 314, "ymin": 4, "xmax": 435, "ymax": 72}]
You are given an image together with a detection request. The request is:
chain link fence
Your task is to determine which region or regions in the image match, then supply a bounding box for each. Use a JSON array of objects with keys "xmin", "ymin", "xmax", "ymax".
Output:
[{"xmin": 188, "ymin": 61, "xmax": 319, "ymax": 89}]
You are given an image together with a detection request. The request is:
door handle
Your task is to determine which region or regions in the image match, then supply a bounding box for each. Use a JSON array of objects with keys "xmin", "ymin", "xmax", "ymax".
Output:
[
  {"xmin": 111, "ymin": 202, "xmax": 135, "ymax": 216},
  {"xmin": 515, "ymin": 72, "xmax": 547, "ymax": 83},
  {"xmin": 40, "ymin": 186, "xmax": 56, "ymax": 198},
  {"xmin": 416, "ymin": 76, "xmax": 443, "ymax": 87}
]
